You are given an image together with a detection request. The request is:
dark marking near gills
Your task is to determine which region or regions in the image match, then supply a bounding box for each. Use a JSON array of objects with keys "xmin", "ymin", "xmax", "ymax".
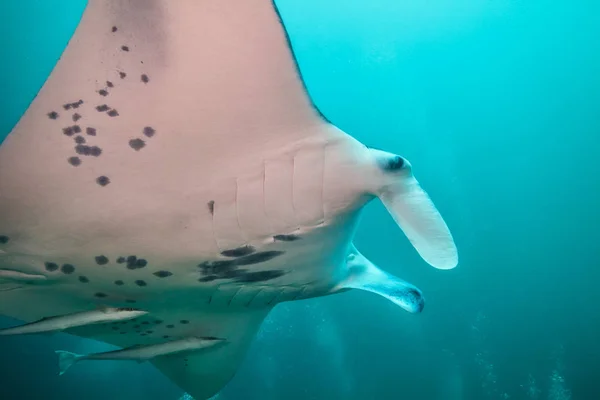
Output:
[
  {"xmin": 45, "ymin": 262, "xmax": 59, "ymax": 272},
  {"xmin": 111, "ymin": 26, "xmax": 117, "ymax": 33},
  {"xmin": 74, "ymin": 136, "xmax": 86, "ymax": 144},
  {"xmin": 78, "ymin": 276, "xmax": 89, "ymax": 283},
  {"xmin": 61, "ymin": 264, "xmax": 75, "ymax": 274},
  {"xmin": 98, "ymin": 89, "xmax": 109, "ymax": 97},
  {"xmin": 207, "ymin": 201, "xmax": 215, "ymax": 215},
  {"xmin": 141, "ymin": 74, "xmax": 149, "ymax": 83},
  {"xmin": 180, "ymin": 320, "xmax": 189, "ymax": 324},
  {"xmin": 95, "ymin": 255, "xmax": 109, "ymax": 265},
  {"xmin": 95, "ymin": 292, "xmax": 107, "ymax": 298},
  {"xmin": 96, "ymin": 176, "xmax": 110, "ymax": 186},
  {"xmin": 75, "ymin": 145, "xmax": 102, "ymax": 157},
  {"xmin": 198, "ymin": 276, "xmax": 218, "ymax": 282},
  {"xmin": 221, "ymin": 245, "xmax": 255, "ymax": 258},
  {"xmin": 47, "ymin": 111, "xmax": 59, "ymax": 120},
  {"xmin": 107, "ymin": 109, "xmax": 119, "ymax": 117},
  {"xmin": 63, "ymin": 127, "xmax": 75, "ymax": 137},
  {"xmin": 115, "ymin": 280, "xmax": 124, "ymax": 286},
  {"xmin": 135, "ymin": 280, "xmax": 147, "ymax": 287},
  {"xmin": 153, "ymin": 271, "xmax": 173, "ymax": 278},
  {"xmin": 86, "ymin": 127, "xmax": 97, "ymax": 136},
  {"xmin": 107, "ymin": 81, "xmax": 114, "ymax": 88},
  {"xmin": 126, "ymin": 256, "xmax": 147, "ymax": 270},
  {"xmin": 72, "ymin": 113, "xmax": 81, "ymax": 122},
  {"xmin": 116, "ymin": 257, "xmax": 125, "ymax": 264},
  {"xmin": 273, "ymin": 234, "xmax": 301, "ymax": 242},
  {"xmin": 129, "ymin": 138, "xmax": 146, "ymax": 151},
  {"xmin": 121, "ymin": 45, "xmax": 130, "ymax": 52},
  {"xmin": 0, "ymin": 236, "xmax": 9, "ymax": 244},
  {"xmin": 96, "ymin": 104, "xmax": 109, "ymax": 112},
  {"xmin": 234, "ymin": 251, "xmax": 284, "ymax": 266},
  {"xmin": 119, "ymin": 72, "xmax": 127, "ymax": 79},
  {"xmin": 235, "ymin": 270, "xmax": 285, "ymax": 283},
  {"xmin": 63, "ymin": 100, "xmax": 83, "ymax": 110}
]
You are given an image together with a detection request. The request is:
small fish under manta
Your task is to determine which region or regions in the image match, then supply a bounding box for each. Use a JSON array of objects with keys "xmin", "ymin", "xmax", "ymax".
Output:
[{"xmin": 0, "ymin": 1, "xmax": 459, "ymax": 399}]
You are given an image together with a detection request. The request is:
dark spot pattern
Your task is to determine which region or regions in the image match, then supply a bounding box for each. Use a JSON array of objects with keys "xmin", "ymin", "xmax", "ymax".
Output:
[
  {"xmin": 273, "ymin": 234, "xmax": 301, "ymax": 242},
  {"xmin": 116, "ymin": 257, "xmax": 126, "ymax": 264},
  {"xmin": 166, "ymin": 325, "xmax": 174, "ymax": 329},
  {"xmin": 96, "ymin": 176, "xmax": 110, "ymax": 186},
  {"xmin": 135, "ymin": 280, "xmax": 147, "ymax": 287},
  {"xmin": 129, "ymin": 138, "xmax": 145, "ymax": 151},
  {"xmin": 221, "ymin": 245, "xmax": 255, "ymax": 258},
  {"xmin": 180, "ymin": 320, "xmax": 189, "ymax": 324},
  {"xmin": 72, "ymin": 113, "xmax": 81, "ymax": 122},
  {"xmin": 207, "ymin": 201, "xmax": 215, "ymax": 215},
  {"xmin": 107, "ymin": 109, "xmax": 119, "ymax": 117},
  {"xmin": 63, "ymin": 103, "xmax": 72, "ymax": 110},
  {"xmin": 95, "ymin": 292, "xmax": 107, "ymax": 298},
  {"xmin": 75, "ymin": 144, "xmax": 102, "ymax": 157},
  {"xmin": 61, "ymin": 264, "xmax": 75, "ymax": 274},
  {"xmin": 98, "ymin": 89, "xmax": 109, "ymax": 97},
  {"xmin": 78, "ymin": 276, "xmax": 89, "ymax": 283},
  {"xmin": 141, "ymin": 74, "xmax": 149, "ymax": 83},
  {"xmin": 0, "ymin": 236, "xmax": 10, "ymax": 244},
  {"xmin": 199, "ymin": 276, "xmax": 218, "ymax": 282},
  {"xmin": 143, "ymin": 127, "xmax": 155, "ymax": 138},
  {"xmin": 153, "ymin": 271, "xmax": 173, "ymax": 278},
  {"xmin": 107, "ymin": 81, "xmax": 114, "ymax": 88},
  {"xmin": 121, "ymin": 45, "xmax": 130, "ymax": 52},
  {"xmin": 115, "ymin": 280, "xmax": 124, "ymax": 286},
  {"xmin": 119, "ymin": 72, "xmax": 127, "ymax": 79},
  {"xmin": 63, "ymin": 127, "xmax": 75, "ymax": 137},
  {"xmin": 96, "ymin": 104, "xmax": 110, "ymax": 112},
  {"xmin": 68, "ymin": 156, "xmax": 81, "ymax": 166},
  {"xmin": 112, "ymin": 26, "xmax": 117, "ymax": 33},
  {"xmin": 86, "ymin": 127, "xmax": 97, "ymax": 136},
  {"xmin": 47, "ymin": 111, "xmax": 59, "ymax": 120},
  {"xmin": 74, "ymin": 136, "xmax": 86, "ymax": 144},
  {"xmin": 235, "ymin": 270, "xmax": 285, "ymax": 283},
  {"xmin": 95, "ymin": 255, "xmax": 109, "ymax": 265},
  {"xmin": 163, "ymin": 335, "xmax": 170, "ymax": 339},
  {"xmin": 233, "ymin": 251, "xmax": 284, "ymax": 266},
  {"xmin": 45, "ymin": 262, "xmax": 59, "ymax": 272}
]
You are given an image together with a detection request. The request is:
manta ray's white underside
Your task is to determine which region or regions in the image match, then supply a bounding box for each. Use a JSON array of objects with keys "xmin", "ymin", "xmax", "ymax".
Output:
[{"xmin": 0, "ymin": 1, "xmax": 457, "ymax": 399}]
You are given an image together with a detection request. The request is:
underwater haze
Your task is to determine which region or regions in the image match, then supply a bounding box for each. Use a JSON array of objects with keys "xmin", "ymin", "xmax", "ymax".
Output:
[{"xmin": 1, "ymin": 0, "xmax": 599, "ymax": 399}]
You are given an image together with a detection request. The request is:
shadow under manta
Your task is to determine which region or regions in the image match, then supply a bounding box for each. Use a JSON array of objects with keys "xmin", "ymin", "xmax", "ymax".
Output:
[{"xmin": 0, "ymin": 1, "xmax": 458, "ymax": 399}]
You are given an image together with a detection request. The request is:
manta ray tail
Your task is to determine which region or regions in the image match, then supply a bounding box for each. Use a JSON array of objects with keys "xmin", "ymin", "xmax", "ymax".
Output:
[
  {"xmin": 335, "ymin": 246, "xmax": 425, "ymax": 314},
  {"xmin": 55, "ymin": 350, "xmax": 82, "ymax": 376},
  {"xmin": 369, "ymin": 149, "xmax": 459, "ymax": 270}
]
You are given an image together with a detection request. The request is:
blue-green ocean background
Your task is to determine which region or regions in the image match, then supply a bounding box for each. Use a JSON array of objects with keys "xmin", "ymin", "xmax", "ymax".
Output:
[{"xmin": 1, "ymin": 0, "xmax": 599, "ymax": 399}]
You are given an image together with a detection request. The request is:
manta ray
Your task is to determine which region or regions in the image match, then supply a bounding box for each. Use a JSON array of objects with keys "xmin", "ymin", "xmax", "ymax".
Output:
[{"xmin": 0, "ymin": 0, "xmax": 458, "ymax": 399}]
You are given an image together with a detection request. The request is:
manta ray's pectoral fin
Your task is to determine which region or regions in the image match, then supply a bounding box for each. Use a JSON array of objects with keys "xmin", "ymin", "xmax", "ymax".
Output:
[
  {"xmin": 334, "ymin": 245, "xmax": 425, "ymax": 314},
  {"xmin": 368, "ymin": 149, "xmax": 459, "ymax": 270}
]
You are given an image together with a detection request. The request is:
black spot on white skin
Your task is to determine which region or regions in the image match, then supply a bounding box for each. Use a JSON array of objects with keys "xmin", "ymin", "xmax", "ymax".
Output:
[
  {"xmin": 207, "ymin": 201, "xmax": 215, "ymax": 215},
  {"xmin": 61, "ymin": 264, "xmax": 75, "ymax": 274},
  {"xmin": 273, "ymin": 234, "xmax": 301, "ymax": 242},
  {"xmin": 95, "ymin": 255, "xmax": 109, "ymax": 265},
  {"xmin": 98, "ymin": 89, "xmax": 109, "ymax": 97},
  {"xmin": 73, "ymin": 125, "xmax": 82, "ymax": 134},
  {"xmin": 180, "ymin": 320, "xmax": 189, "ymax": 324},
  {"xmin": 233, "ymin": 251, "xmax": 285, "ymax": 266},
  {"xmin": 166, "ymin": 325, "xmax": 174, "ymax": 329},
  {"xmin": 45, "ymin": 262, "xmax": 59, "ymax": 272},
  {"xmin": 116, "ymin": 257, "xmax": 126, "ymax": 264},
  {"xmin": 70, "ymin": 100, "xmax": 84, "ymax": 109},
  {"xmin": 221, "ymin": 245, "xmax": 255, "ymax": 258},
  {"xmin": 106, "ymin": 81, "xmax": 114, "ymax": 88},
  {"xmin": 68, "ymin": 156, "xmax": 81, "ymax": 166},
  {"xmin": 96, "ymin": 104, "xmax": 109, "ymax": 112},
  {"xmin": 115, "ymin": 280, "xmax": 124, "ymax": 286},
  {"xmin": 135, "ymin": 280, "xmax": 147, "ymax": 287},
  {"xmin": 75, "ymin": 145, "xmax": 102, "ymax": 157},
  {"xmin": 63, "ymin": 127, "xmax": 75, "ymax": 136},
  {"xmin": 72, "ymin": 113, "xmax": 81, "ymax": 122},
  {"xmin": 121, "ymin": 45, "xmax": 130, "ymax": 52},
  {"xmin": 129, "ymin": 138, "xmax": 145, "ymax": 150},
  {"xmin": 95, "ymin": 292, "xmax": 107, "ymax": 298},
  {"xmin": 153, "ymin": 271, "xmax": 172, "ymax": 278},
  {"xmin": 141, "ymin": 74, "xmax": 149, "ymax": 83},
  {"xmin": 96, "ymin": 176, "xmax": 110, "ymax": 186},
  {"xmin": 0, "ymin": 235, "xmax": 10, "ymax": 244},
  {"xmin": 74, "ymin": 136, "xmax": 86, "ymax": 144},
  {"xmin": 111, "ymin": 26, "xmax": 117, "ymax": 33},
  {"xmin": 136, "ymin": 259, "xmax": 147, "ymax": 268},
  {"xmin": 107, "ymin": 109, "xmax": 119, "ymax": 117},
  {"xmin": 47, "ymin": 111, "xmax": 59, "ymax": 119},
  {"xmin": 236, "ymin": 270, "xmax": 285, "ymax": 283},
  {"xmin": 86, "ymin": 127, "xmax": 97, "ymax": 136},
  {"xmin": 198, "ymin": 260, "xmax": 236, "ymax": 276},
  {"xmin": 143, "ymin": 127, "xmax": 155, "ymax": 138},
  {"xmin": 119, "ymin": 72, "xmax": 127, "ymax": 79},
  {"xmin": 79, "ymin": 276, "xmax": 89, "ymax": 283},
  {"xmin": 63, "ymin": 103, "xmax": 72, "ymax": 110}
]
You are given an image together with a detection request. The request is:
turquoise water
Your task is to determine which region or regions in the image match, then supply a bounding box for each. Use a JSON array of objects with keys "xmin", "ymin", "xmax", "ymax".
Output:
[{"xmin": 1, "ymin": 0, "xmax": 599, "ymax": 399}]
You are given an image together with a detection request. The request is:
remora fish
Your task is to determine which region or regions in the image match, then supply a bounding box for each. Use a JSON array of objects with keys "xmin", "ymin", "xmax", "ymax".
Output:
[
  {"xmin": 0, "ymin": 307, "xmax": 147, "ymax": 336},
  {"xmin": 56, "ymin": 336, "xmax": 226, "ymax": 375}
]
